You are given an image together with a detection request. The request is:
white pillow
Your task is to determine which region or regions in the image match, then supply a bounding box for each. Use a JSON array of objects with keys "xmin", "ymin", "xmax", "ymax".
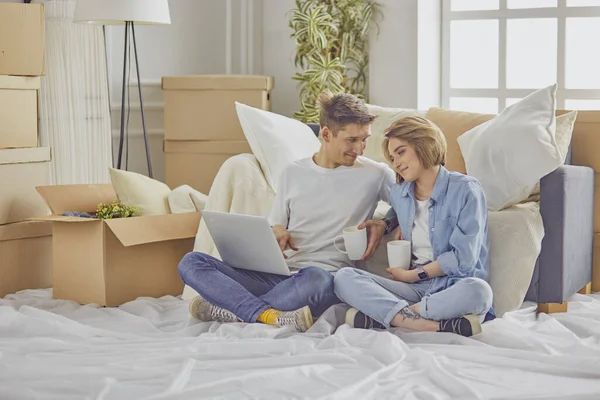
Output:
[
  {"xmin": 364, "ymin": 104, "xmax": 425, "ymax": 164},
  {"xmin": 487, "ymin": 202, "xmax": 544, "ymax": 316},
  {"xmin": 168, "ymin": 185, "xmax": 207, "ymax": 214},
  {"xmin": 457, "ymin": 84, "xmax": 563, "ymax": 211},
  {"xmin": 190, "ymin": 191, "xmax": 209, "ymax": 211},
  {"xmin": 235, "ymin": 102, "xmax": 322, "ymax": 191},
  {"xmin": 108, "ymin": 168, "xmax": 171, "ymax": 215}
]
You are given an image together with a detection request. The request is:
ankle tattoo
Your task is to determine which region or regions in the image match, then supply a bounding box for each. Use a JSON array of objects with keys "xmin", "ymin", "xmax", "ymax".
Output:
[{"xmin": 399, "ymin": 307, "xmax": 422, "ymax": 321}]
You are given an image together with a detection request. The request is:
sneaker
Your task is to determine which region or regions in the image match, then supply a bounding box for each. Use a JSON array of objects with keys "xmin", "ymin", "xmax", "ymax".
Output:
[
  {"xmin": 438, "ymin": 314, "xmax": 482, "ymax": 337},
  {"xmin": 273, "ymin": 306, "xmax": 314, "ymax": 332},
  {"xmin": 189, "ymin": 295, "xmax": 241, "ymax": 323},
  {"xmin": 345, "ymin": 307, "xmax": 386, "ymax": 330}
]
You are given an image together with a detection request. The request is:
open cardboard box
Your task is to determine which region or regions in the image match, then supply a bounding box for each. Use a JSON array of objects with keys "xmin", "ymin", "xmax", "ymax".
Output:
[{"xmin": 32, "ymin": 184, "xmax": 200, "ymax": 307}]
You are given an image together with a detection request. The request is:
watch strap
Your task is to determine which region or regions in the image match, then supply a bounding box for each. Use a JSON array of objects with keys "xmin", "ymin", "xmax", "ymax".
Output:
[{"xmin": 417, "ymin": 265, "xmax": 429, "ymax": 281}]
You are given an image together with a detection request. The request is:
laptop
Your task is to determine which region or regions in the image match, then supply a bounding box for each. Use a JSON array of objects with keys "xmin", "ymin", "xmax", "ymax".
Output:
[{"xmin": 201, "ymin": 210, "xmax": 292, "ymax": 276}]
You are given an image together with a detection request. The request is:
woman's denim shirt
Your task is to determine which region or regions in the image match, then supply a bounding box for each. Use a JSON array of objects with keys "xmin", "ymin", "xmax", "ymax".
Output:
[{"xmin": 389, "ymin": 166, "xmax": 491, "ymax": 297}]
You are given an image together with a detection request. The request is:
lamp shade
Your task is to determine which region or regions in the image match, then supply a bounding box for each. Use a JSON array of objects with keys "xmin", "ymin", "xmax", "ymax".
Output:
[{"xmin": 74, "ymin": 0, "xmax": 171, "ymax": 25}]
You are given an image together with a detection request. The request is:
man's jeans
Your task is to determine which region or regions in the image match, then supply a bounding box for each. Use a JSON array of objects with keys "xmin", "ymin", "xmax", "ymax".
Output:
[
  {"xmin": 334, "ymin": 268, "xmax": 493, "ymax": 328},
  {"xmin": 178, "ymin": 252, "xmax": 341, "ymax": 322}
]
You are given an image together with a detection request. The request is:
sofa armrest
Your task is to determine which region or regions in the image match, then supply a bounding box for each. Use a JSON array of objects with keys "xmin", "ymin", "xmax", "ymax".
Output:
[
  {"xmin": 531, "ymin": 165, "xmax": 594, "ymax": 303},
  {"xmin": 307, "ymin": 123, "xmax": 320, "ymax": 137}
]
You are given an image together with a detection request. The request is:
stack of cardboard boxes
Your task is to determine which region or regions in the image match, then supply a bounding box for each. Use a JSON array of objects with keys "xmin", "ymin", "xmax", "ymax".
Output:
[
  {"xmin": 0, "ymin": 3, "xmax": 53, "ymax": 297},
  {"xmin": 161, "ymin": 75, "xmax": 274, "ymax": 194}
]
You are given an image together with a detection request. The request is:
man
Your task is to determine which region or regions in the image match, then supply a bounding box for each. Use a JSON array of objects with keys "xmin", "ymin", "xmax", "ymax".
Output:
[{"xmin": 178, "ymin": 91, "xmax": 397, "ymax": 332}]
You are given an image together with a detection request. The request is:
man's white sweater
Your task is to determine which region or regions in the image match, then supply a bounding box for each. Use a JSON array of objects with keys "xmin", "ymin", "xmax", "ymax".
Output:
[{"xmin": 268, "ymin": 156, "xmax": 395, "ymax": 272}]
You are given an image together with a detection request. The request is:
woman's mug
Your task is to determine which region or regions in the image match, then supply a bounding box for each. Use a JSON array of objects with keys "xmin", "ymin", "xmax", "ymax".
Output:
[
  {"xmin": 333, "ymin": 226, "xmax": 367, "ymax": 261},
  {"xmin": 387, "ymin": 240, "xmax": 411, "ymax": 270}
]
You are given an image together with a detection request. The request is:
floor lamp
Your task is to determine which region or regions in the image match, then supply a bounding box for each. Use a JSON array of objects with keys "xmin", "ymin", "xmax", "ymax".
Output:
[{"xmin": 74, "ymin": 0, "xmax": 171, "ymax": 178}]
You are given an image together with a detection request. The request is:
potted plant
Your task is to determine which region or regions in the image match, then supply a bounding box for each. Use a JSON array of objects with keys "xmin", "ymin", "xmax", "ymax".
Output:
[{"xmin": 289, "ymin": 0, "xmax": 381, "ymax": 123}]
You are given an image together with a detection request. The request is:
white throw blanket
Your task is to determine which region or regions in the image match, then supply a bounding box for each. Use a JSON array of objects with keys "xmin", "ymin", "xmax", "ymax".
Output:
[{"xmin": 189, "ymin": 154, "xmax": 545, "ymax": 316}]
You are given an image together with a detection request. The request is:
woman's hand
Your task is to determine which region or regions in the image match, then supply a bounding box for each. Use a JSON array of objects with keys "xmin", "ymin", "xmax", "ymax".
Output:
[
  {"xmin": 385, "ymin": 267, "xmax": 418, "ymax": 283},
  {"xmin": 393, "ymin": 227, "xmax": 404, "ymax": 240}
]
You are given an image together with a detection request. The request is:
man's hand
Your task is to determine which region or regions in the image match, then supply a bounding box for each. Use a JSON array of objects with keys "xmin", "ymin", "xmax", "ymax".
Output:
[
  {"xmin": 385, "ymin": 267, "xmax": 417, "ymax": 283},
  {"xmin": 272, "ymin": 224, "xmax": 298, "ymax": 259},
  {"xmin": 358, "ymin": 219, "xmax": 386, "ymax": 261}
]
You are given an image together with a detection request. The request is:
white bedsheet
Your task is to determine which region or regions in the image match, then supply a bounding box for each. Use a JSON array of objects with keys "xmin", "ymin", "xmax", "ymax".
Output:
[{"xmin": 1, "ymin": 290, "xmax": 600, "ymax": 399}]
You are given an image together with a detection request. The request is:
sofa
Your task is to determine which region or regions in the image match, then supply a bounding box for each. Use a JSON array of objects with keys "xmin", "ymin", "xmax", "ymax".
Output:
[{"xmin": 311, "ymin": 122, "xmax": 595, "ymax": 308}]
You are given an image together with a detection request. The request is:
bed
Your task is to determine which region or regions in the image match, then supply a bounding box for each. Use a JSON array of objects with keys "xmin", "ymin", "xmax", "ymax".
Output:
[{"xmin": 1, "ymin": 289, "xmax": 600, "ymax": 399}]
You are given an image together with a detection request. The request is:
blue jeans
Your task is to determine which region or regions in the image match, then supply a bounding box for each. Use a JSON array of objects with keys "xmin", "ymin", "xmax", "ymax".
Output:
[
  {"xmin": 178, "ymin": 252, "xmax": 341, "ymax": 322},
  {"xmin": 334, "ymin": 268, "xmax": 493, "ymax": 328}
]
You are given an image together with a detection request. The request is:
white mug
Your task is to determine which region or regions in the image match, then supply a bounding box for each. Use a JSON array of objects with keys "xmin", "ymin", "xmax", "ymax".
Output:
[
  {"xmin": 333, "ymin": 226, "xmax": 367, "ymax": 261},
  {"xmin": 387, "ymin": 240, "xmax": 411, "ymax": 270}
]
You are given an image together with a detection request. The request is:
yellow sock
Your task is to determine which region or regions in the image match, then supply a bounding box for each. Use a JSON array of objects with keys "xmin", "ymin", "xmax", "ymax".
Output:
[{"xmin": 257, "ymin": 308, "xmax": 282, "ymax": 325}]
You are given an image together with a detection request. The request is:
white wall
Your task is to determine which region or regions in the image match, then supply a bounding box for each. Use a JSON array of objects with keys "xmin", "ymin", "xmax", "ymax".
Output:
[
  {"xmin": 105, "ymin": 0, "xmax": 264, "ymax": 181},
  {"xmin": 42, "ymin": 0, "xmax": 437, "ymax": 183},
  {"xmin": 369, "ymin": 0, "xmax": 441, "ymax": 109},
  {"xmin": 262, "ymin": 0, "xmax": 300, "ymax": 118},
  {"xmin": 261, "ymin": 0, "xmax": 442, "ymax": 116}
]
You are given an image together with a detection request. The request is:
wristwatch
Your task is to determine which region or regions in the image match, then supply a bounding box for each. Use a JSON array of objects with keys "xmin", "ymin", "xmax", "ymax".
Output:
[{"xmin": 416, "ymin": 265, "xmax": 429, "ymax": 281}]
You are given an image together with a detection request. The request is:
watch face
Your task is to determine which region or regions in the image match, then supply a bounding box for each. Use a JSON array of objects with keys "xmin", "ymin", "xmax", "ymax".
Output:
[{"xmin": 418, "ymin": 271, "xmax": 428, "ymax": 280}]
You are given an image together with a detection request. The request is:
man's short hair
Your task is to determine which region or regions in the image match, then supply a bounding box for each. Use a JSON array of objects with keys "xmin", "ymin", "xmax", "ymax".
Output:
[{"xmin": 317, "ymin": 91, "xmax": 375, "ymax": 134}]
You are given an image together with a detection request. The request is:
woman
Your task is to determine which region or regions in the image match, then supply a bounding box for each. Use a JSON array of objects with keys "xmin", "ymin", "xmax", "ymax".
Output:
[{"xmin": 334, "ymin": 116, "xmax": 494, "ymax": 337}]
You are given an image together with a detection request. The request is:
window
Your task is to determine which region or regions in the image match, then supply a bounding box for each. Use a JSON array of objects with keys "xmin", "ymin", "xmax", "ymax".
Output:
[{"xmin": 442, "ymin": 0, "xmax": 600, "ymax": 113}]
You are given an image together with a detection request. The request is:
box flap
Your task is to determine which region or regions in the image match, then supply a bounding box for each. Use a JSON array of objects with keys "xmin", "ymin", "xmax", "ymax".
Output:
[
  {"xmin": 0, "ymin": 75, "xmax": 41, "ymax": 90},
  {"xmin": 0, "ymin": 147, "xmax": 50, "ymax": 165},
  {"xmin": 29, "ymin": 215, "xmax": 102, "ymax": 223},
  {"xmin": 0, "ymin": 220, "xmax": 52, "ymax": 242},
  {"xmin": 162, "ymin": 75, "xmax": 274, "ymax": 91},
  {"xmin": 104, "ymin": 212, "xmax": 201, "ymax": 247},
  {"xmin": 163, "ymin": 140, "xmax": 252, "ymax": 155},
  {"xmin": 36, "ymin": 184, "xmax": 117, "ymax": 215}
]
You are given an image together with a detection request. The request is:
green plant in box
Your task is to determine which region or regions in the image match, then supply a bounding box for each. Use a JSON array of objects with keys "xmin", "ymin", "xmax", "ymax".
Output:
[{"xmin": 95, "ymin": 201, "xmax": 137, "ymax": 219}]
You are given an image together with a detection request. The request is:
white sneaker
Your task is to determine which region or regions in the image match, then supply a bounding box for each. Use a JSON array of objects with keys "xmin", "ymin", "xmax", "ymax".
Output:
[{"xmin": 189, "ymin": 295, "xmax": 241, "ymax": 323}]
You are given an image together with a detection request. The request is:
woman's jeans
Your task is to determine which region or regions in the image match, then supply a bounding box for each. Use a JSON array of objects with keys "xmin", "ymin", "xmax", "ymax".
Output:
[{"xmin": 334, "ymin": 268, "xmax": 493, "ymax": 328}]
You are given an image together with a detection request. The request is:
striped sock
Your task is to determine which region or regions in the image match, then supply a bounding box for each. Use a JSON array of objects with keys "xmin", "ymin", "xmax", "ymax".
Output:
[{"xmin": 257, "ymin": 308, "xmax": 282, "ymax": 325}]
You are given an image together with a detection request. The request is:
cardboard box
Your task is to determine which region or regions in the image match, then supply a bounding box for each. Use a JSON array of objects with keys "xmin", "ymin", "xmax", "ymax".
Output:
[
  {"xmin": 164, "ymin": 139, "xmax": 252, "ymax": 194},
  {"xmin": 162, "ymin": 75, "xmax": 273, "ymax": 141},
  {"xmin": 0, "ymin": 221, "xmax": 52, "ymax": 297},
  {"xmin": 33, "ymin": 184, "xmax": 200, "ymax": 307},
  {"xmin": 0, "ymin": 76, "xmax": 40, "ymax": 148},
  {"xmin": 0, "ymin": 3, "xmax": 45, "ymax": 76},
  {"xmin": 570, "ymin": 111, "xmax": 600, "ymax": 173},
  {"xmin": 0, "ymin": 147, "xmax": 51, "ymax": 224},
  {"xmin": 568, "ymin": 111, "xmax": 600, "ymax": 233},
  {"xmin": 594, "ymin": 174, "xmax": 600, "ymax": 233},
  {"xmin": 593, "ymin": 233, "xmax": 600, "ymax": 292}
]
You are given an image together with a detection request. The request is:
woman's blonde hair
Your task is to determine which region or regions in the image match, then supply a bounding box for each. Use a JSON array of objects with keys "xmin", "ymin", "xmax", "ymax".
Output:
[{"xmin": 382, "ymin": 116, "xmax": 447, "ymax": 183}]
